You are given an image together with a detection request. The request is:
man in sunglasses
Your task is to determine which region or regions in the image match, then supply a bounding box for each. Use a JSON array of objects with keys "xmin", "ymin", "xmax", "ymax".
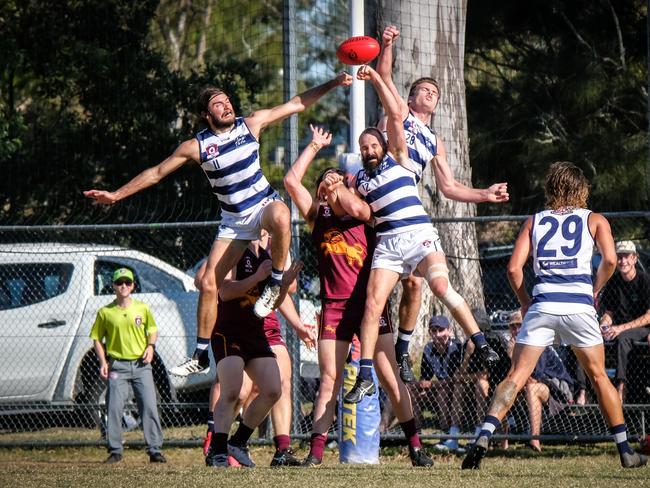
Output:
[{"xmin": 90, "ymin": 267, "xmax": 166, "ymax": 465}]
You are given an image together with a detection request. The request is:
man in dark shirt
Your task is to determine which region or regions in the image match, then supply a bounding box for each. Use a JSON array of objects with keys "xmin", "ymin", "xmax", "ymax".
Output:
[
  {"xmin": 418, "ymin": 315, "xmax": 465, "ymax": 452},
  {"xmin": 600, "ymin": 240, "xmax": 650, "ymax": 402}
]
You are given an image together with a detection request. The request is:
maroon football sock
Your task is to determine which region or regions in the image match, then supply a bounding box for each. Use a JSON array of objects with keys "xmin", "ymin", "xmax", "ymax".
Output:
[
  {"xmin": 400, "ymin": 418, "xmax": 422, "ymax": 448},
  {"xmin": 273, "ymin": 434, "xmax": 291, "ymax": 452},
  {"xmin": 309, "ymin": 433, "xmax": 327, "ymax": 460}
]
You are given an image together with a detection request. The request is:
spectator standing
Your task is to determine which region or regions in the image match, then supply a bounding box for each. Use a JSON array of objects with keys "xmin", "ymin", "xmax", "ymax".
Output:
[
  {"xmin": 90, "ymin": 268, "xmax": 166, "ymax": 465},
  {"xmin": 600, "ymin": 240, "xmax": 650, "ymax": 402}
]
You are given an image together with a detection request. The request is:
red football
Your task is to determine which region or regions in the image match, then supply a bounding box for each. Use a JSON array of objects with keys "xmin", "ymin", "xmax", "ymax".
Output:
[{"xmin": 336, "ymin": 36, "xmax": 380, "ymax": 65}]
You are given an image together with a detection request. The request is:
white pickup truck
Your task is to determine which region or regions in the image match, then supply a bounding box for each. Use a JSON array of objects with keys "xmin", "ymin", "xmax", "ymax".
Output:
[{"xmin": 0, "ymin": 243, "xmax": 211, "ymax": 428}]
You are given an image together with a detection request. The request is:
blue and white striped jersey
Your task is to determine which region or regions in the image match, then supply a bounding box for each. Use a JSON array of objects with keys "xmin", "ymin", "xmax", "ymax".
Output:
[
  {"xmin": 196, "ymin": 118, "xmax": 276, "ymax": 218},
  {"xmin": 355, "ymin": 155, "xmax": 433, "ymax": 236},
  {"xmin": 530, "ymin": 208, "xmax": 595, "ymax": 315},
  {"xmin": 403, "ymin": 112, "xmax": 437, "ymax": 178}
]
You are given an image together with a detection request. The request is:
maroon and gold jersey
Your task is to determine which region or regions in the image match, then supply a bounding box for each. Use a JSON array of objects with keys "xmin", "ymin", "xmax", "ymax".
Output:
[
  {"xmin": 311, "ymin": 204, "xmax": 375, "ymax": 300},
  {"xmin": 214, "ymin": 246, "xmax": 281, "ymax": 338}
]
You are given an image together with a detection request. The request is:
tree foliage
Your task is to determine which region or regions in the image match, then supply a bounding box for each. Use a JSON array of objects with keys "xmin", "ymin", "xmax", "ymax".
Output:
[{"xmin": 465, "ymin": 0, "xmax": 648, "ymax": 213}]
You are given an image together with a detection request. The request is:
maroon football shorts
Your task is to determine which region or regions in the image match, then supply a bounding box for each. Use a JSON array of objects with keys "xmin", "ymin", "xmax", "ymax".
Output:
[
  {"xmin": 319, "ymin": 298, "xmax": 392, "ymax": 342},
  {"xmin": 211, "ymin": 326, "xmax": 276, "ymax": 365},
  {"xmin": 263, "ymin": 322, "xmax": 286, "ymax": 348}
]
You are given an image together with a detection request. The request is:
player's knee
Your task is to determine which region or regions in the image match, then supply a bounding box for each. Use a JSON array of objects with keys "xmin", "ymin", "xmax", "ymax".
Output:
[
  {"xmin": 265, "ymin": 384, "xmax": 282, "ymax": 404},
  {"xmin": 319, "ymin": 368, "xmax": 337, "ymax": 389},
  {"xmin": 588, "ymin": 369, "xmax": 610, "ymax": 389},
  {"xmin": 199, "ymin": 273, "xmax": 217, "ymax": 295},
  {"xmin": 435, "ymin": 281, "xmax": 465, "ymax": 312},
  {"xmin": 402, "ymin": 275, "xmax": 422, "ymax": 299},
  {"xmin": 268, "ymin": 203, "xmax": 290, "ymax": 233},
  {"xmin": 363, "ymin": 294, "xmax": 385, "ymax": 318},
  {"xmin": 219, "ymin": 387, "xmax": 241, "ymax": 406}
]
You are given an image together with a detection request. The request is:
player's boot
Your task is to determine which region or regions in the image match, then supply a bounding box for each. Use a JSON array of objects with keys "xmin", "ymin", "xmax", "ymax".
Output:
[
  {"xmin": 300, "ymin": 454, "xmax": 322, "ymax": 467},
  {"xmin": 170, "ymin": 353, "xmax": 210, "ymax": 377},
  {"xmin": 254, "ymin": 283, "xmax": 281, "ymax": 318},
  {"xmin": 476, "ymin": 344, "xmax": 499, "ymax": 366},
  {"xmin": 206, "ymin": 452, "xmax": 229, "ymax": 468},
  {"xmin": 343, "ymin": 377, "xmax": 376, "ymax": 404},
  {"xmin": 397, "ymin": 353, "xmax": 416, "ymax": 383},
  {"xmin": 409, "ymin": 446, "xmax": 433, "ymax": 467},
  {"xmin": 270, "ymin": 448, "xmax": 302, "ymax": 467},
  {"xmin": 461, "ymin": 436, "xmax": 489, "ymax": 470},
  {"xmin": 621, "ymin": 450, "xmax": 648, "ymax": 468},
  {"xmin": 227, "ymin": 442, "xmax": 255, "ymax": 467}
]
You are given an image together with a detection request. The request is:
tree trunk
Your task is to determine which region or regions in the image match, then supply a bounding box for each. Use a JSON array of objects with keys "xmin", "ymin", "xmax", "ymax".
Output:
[{"xmin": 370, "ymin": 0, "xmax": 485, "ymax": 354}]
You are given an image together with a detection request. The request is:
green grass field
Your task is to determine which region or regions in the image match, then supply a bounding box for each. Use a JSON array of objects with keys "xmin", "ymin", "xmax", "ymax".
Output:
[{"xmin": 0, "ymin": 442, "xmax": 647, "ymax": 488}]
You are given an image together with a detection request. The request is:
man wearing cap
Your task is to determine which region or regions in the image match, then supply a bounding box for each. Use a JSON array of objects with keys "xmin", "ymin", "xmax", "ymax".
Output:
[
  {"xmin": 90, "ymin": 267, "xmax": 166, "ymax": 465},
  {"xmin": 418, "ymin": 315, "xmax": 466, "ymax": 452},
  {"xmin": 600, "ymin": 240, "xmax": 650, "ymax": 402}
]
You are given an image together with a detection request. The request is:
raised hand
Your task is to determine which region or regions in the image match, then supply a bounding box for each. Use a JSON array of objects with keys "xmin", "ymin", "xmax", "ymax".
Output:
[
  {"xmin": 310, "ymin": 124, "xmax": 332, "ymax": 149},
  {"xmin": 335, "ymin": 71, "xmax": 353, "ymax": 87},
  {"xmin": 382, "ymin": 25, "xmax": 400, "ymax": 46},
  {"xmin": 356, "ymin": 64, "xmax": 375, "ymax": 81}
]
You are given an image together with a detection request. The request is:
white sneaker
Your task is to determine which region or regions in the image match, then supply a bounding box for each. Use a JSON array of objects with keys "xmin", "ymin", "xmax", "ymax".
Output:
[
  {"xmin": 169, "ymin": 357, "xmax": 210, "ymax": 377},
  {"xmin": 253, "ymin": 283, "xmax": 281, "ymax": 318}
]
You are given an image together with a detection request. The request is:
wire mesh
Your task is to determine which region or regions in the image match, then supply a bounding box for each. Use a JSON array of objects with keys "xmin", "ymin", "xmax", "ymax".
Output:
[{"xmin": 0, "ymin": 213, "xmax": 648, "ymax": 448}]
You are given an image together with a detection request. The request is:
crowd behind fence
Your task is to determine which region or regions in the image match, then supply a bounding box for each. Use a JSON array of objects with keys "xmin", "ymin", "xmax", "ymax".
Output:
[{"xmin": 0, "ymin": 212, "xmax": 649, "ymax": 448}]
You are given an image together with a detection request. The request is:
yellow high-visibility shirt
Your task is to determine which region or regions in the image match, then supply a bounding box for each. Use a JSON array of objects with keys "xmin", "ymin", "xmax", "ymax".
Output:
[{"xmin": 90, "ymin": 299, "xmax": 157, "ymax": 360}]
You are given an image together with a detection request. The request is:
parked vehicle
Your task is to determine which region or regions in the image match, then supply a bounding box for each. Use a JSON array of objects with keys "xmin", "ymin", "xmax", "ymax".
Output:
[{"xmin": 0, "ymin": 243, "xmax": 210, "ymax": 430}]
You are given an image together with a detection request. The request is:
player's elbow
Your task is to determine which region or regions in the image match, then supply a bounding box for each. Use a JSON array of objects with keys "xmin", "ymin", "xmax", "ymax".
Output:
[
  {"xmin": 283, "ymin": 174, "xmax": 300, "ymax": 196},
  {"xmin": 288, "ymin": 97, "xmax": 306, "ymax": 114},
  {"xmin": 601, "ymin": 253, "xmax": 617, "ymax": 269},
  {"xmin": 349, "ymin": 203, "xmax": 372, "ymax": 222},
  {"xmin": 437, "ymin": 179, "xmax": 459, "ymax": 199},
  {"xmin": 506, "ymin": 264, "xmax": 522, "ymax": 282}
]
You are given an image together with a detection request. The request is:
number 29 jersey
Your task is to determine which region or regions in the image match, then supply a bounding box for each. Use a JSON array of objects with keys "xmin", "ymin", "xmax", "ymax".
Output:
[{"xmin": 530, "ymin": 208, "xmax": 595, "ymax": 315}]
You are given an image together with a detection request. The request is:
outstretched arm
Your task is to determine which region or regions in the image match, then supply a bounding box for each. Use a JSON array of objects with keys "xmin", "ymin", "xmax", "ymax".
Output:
[
  {"xmin": 83, "ymin": 138, "xmax": 198, "ymax": 205},
  {"xmin": 246, "ymin": 72, "xmax": 353, "ymax": 137},
  {"xmin": 507, "ymin": 217, "xmax": 533, "ymax": 315},
  {"xmin": 356, "ymin": 65, "xmax": 410, "ymax": 168},
  {"xmin": 431, "ymin": 139, "xmax": 509, "ymax": 203},
  {"xmin": 375, "ymin": 25, "xmax": 409, "ymax": 120},
  {"xmin": 284, "ymin": 125, "xmax": 332, "ymax": 228}
]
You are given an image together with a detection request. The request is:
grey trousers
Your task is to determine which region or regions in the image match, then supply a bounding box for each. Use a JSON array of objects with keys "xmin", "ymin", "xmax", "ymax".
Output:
[{"xmin": 106, "ymin": 358, "xmax": 163, "ymax": 455}]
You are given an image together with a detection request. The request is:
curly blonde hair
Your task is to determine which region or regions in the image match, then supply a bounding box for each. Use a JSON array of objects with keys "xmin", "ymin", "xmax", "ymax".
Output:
[{"xmin": 544, "ymin": 162, "xmax": 589, "ymax": 210}]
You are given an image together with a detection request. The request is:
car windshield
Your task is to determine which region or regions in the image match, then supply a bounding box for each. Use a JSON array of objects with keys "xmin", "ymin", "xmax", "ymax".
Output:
[
  {"xmin": 95, "ymin": 258, "xmax": 185, "ymax": 295},
  {"xmin": 0, "ymin": 263, "xmax": 73, "ymax": 310}
]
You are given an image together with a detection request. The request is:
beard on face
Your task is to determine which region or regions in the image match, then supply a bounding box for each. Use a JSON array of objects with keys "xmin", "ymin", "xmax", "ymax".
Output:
[
  {"xmin": 362, "ymin": 152, "xmax": 382, "ymax": 174},
  {"xmin": 210, "ymin": 111, "xmax": 236, "ymax": 130}
]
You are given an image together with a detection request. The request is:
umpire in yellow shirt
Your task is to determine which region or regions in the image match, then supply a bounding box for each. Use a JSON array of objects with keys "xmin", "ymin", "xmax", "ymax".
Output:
[{"xmin": 90, "ymin": 267, "xmax": 166, "ymax": 464}]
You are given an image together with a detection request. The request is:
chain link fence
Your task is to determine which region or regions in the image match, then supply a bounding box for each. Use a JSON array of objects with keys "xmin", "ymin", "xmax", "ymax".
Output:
[{"xmin": 0, "ymin": 212, "xmax": 649, "ymax": 448}]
